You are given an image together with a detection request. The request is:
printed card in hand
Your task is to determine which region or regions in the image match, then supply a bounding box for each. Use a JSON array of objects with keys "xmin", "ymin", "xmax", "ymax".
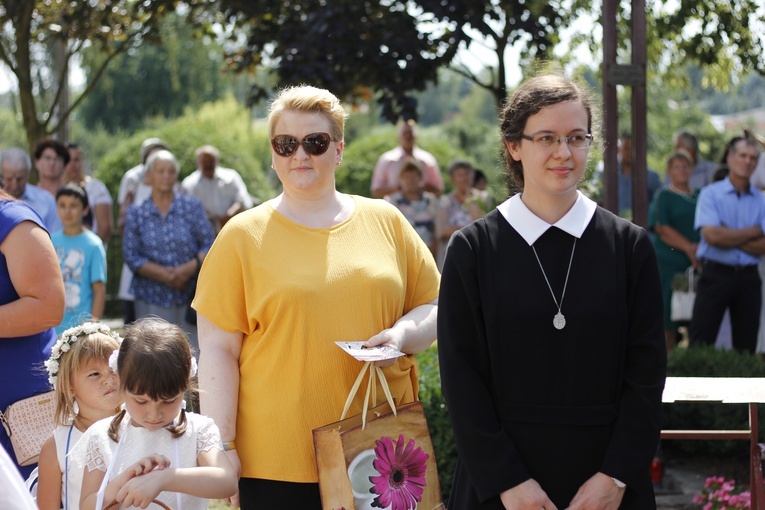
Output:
[{"xmin": 335, "ymin": 341, "xmax": 406, "ymax": 363}]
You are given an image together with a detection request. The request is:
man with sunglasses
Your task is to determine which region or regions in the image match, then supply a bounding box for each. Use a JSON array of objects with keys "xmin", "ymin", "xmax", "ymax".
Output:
[{"xmin": 371, "ymin": 119, "xmax": 444, "ymax": 199}]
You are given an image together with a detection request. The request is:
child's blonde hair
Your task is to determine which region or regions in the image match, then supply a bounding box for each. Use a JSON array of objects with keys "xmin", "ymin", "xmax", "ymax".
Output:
[{"xmin": 47, "ymin": 323, "xmax": 122, "ymax": 426}]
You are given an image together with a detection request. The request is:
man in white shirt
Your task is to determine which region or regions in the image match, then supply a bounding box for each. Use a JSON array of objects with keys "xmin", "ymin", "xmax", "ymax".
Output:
[
  {"xmin": 0, "ymin": 147, "xmax": 62, "ymax": 233},
  {"xmin": 370, "ymin": 120, "xmax": 444, "ymax": 198},
  {"xmin": 182, "ymin": 145, "xmax": 253, "ymax": 233}
]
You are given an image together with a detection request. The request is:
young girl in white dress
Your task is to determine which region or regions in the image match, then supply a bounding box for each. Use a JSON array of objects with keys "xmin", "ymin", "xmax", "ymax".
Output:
[
  {"xmin": 76, "ymin": 318, "xmax": 237, "ymax": 510},
  {"xmin": 37, "ymin": 321, "xmax": 123, "ymax": 510}
]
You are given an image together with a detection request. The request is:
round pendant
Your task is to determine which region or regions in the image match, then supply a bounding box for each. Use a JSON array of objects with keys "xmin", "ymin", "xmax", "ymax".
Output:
[{"xmin": 553, "ymin": 312, "xmax": 566, "ymax": 330}]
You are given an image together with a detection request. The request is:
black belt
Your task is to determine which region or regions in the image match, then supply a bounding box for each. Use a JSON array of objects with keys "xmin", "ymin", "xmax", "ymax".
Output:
[{"xmin": 701, "ymin": 259, "xmax": 759, "ymax": 273}]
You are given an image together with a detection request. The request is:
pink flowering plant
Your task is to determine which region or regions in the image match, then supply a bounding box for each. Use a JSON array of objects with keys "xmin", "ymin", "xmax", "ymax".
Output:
[{"xmin": 693, "ymin": 476, "xmax": 751, "ymax": 509}]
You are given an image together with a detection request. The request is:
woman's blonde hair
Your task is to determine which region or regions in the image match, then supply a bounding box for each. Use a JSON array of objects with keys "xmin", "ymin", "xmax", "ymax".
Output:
[
  {"xmin": 267, "ymin": 85, "xmax": 347, "ymax": 142},
  {"xmin": 53, "ymin": 332, "xmax": 121, "ymax": 426},
  {"xmin": 666, "ymin": 149, "xmax": 693, "ymax": 173}
]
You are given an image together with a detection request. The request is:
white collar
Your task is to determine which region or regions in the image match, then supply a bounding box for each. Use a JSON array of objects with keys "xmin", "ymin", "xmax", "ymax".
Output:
[{"xmin": 497, "ymin": 191, "xmax": 597, "ymax": 246}]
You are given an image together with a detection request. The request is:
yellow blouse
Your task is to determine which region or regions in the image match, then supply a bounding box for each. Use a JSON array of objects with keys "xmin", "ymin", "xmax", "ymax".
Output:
[{"xmin": 193, "ymin": 196, "xmax": 440, "ymax": 482}]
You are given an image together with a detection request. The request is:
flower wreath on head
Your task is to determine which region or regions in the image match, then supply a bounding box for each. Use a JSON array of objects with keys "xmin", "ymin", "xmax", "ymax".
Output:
[{"xmin": 45, "ymin": 322, "xmax": 122, "ymax": 387}]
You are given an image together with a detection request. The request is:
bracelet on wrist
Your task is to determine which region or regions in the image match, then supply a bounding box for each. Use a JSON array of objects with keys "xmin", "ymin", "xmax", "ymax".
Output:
[{"xmin": 222, "ymin": 440, "xmax": 236, "ymax": 451}]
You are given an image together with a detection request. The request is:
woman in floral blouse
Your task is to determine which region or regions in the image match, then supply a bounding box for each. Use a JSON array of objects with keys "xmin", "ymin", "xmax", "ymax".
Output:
[
  {"xmin": 385, "ymin": 159, "xmax": 438, "ymax": 257},
  {"xmin": 122, "ymin": 149, "xmax": 214, "ymax": 352}
]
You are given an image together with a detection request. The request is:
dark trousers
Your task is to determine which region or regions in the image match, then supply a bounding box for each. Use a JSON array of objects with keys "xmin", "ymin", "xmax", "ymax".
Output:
[
  {"xmin": 239, "ymin": 478, "xmax": 321, "ymax": 510},
  {"xmin": 123, "ymin": 299, "xmax": 136, "ymax": 325},
  {"xmin": 689, "ymin": 260, "xmax": 761, "ymax": 353}
]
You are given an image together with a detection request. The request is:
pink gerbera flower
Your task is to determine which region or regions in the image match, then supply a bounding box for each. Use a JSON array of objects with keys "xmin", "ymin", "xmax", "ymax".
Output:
[{"xmin": 369, "ymin": 434, "xmax": 429, "ymax": 510}]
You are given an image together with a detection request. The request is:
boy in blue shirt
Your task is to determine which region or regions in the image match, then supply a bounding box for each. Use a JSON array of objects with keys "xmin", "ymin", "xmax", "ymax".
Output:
[{"xmin": 52, "ymin": 183, "xmax": 106, "ymax": 334}]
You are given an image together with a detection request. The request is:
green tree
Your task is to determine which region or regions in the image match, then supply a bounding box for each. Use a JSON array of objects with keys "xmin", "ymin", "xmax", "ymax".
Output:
[
  {"xmin": 216, "ymin": 0, "xmax": 458, "ymax": 122},
  {"xmin": 78, "ymin": 13, "xmax": 233, "ymax": 132},
  {"xmin": 0, "ymin": 0, "xmax": 196, "ymax": 150},
  {"xmin": 646, "ymin": 1, "xmax": 764, "ymax": 87},
  {"xmin": 216, "ymin": 0, "xmax": 764, "ymax": 119},
  {"xmin": 417, "ymin": 0, "xmax": 580, "ymax": 109}
]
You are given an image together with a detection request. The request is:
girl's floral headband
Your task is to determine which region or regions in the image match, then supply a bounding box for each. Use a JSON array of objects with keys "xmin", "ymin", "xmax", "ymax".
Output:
[{"xmin": 45, "ymin": 322, "xmax": 122, "ymax": 387}]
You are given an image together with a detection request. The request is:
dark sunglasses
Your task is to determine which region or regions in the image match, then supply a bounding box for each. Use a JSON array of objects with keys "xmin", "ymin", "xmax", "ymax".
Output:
[{"xmin": 270, "ymin": 132, "xmax": 338, "ymax": 157}]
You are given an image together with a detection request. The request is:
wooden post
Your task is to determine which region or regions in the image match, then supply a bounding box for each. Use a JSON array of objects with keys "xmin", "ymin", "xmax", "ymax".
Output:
[{"xmin": 602, "ymin": 0, "xmax": 648, "ymax": 227}]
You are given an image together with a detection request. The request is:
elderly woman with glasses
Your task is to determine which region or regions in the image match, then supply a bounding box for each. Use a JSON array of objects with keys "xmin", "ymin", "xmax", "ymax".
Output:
[
  {"xmin": 122, "ymin": 149, "xmax": 215, "ymax": 352},
  {"xmin": 437, "ymin": 74, "xmax": 666, "ymax": 510},
  {"xmin": 193, "ymin": 85, "xmax": 440, "ymax": 509}
]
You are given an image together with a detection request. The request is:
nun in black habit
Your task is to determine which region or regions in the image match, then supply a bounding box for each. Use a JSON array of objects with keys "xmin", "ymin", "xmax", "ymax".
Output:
[{"xmin": 437, "ymin": 74, "xmax": 666, "ymax": 510}]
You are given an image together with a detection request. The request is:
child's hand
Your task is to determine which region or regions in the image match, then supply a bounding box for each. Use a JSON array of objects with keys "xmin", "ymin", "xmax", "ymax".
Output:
[
  {"xmin": 130, "ymin": 454, "xmax": 171, "ymax": 477},
  {"xmin": 116, "ymin": 469, "xmax": 168, "ymax": 509},
  {"xmin": 106, "ymin": 454, "xmax": 169, "ymax": 506}
]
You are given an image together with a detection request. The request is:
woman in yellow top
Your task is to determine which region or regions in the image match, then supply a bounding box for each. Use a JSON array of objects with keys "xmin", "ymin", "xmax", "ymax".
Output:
[{"xmin": 193, "ymin": 85, "xmax": 440, "ymax": 509}]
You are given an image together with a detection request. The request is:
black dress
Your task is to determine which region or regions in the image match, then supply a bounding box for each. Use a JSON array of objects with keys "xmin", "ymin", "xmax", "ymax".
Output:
[{"xmin": 437, "ymin": 207, "xmax": 666, "ymax": 509}]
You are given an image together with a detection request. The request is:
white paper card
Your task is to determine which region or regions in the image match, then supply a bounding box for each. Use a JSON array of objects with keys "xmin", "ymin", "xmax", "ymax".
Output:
[{"xmin": 335, "ymin": 341, "xmax": 406, "ymax": 362}]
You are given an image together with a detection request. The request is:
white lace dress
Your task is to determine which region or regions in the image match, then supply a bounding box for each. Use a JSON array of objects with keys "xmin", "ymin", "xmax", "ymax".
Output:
[{"xmin": 71, "ymin": 413, "xmax": 223, "ymax": 510}]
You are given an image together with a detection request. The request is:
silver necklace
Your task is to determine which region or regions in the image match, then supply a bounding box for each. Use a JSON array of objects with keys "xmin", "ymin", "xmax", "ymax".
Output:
[{"xmin": 531, "ymin": 238, "xmax": 577, "ymax": 330}]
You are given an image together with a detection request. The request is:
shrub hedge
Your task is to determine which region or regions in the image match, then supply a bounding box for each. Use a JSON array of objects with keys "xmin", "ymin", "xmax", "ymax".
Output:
[{"xmin": 416, "ymin": 345, "xmax": 456, "ymax": 504}]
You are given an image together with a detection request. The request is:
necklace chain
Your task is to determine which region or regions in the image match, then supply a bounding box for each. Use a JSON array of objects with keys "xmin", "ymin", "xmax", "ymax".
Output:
[{"xmin": 531, "ymin": 237, "xmax": 577, "ymax": 328}]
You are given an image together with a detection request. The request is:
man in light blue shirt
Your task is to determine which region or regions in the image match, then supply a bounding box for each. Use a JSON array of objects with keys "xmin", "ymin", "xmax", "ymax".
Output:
[
  {"xmin": 0, "ymin": 147, "xmax": 62, "ymax": 234},
  {"xmin": 691, "ymin": 136, "xmax": 765, "ymax": 352}
]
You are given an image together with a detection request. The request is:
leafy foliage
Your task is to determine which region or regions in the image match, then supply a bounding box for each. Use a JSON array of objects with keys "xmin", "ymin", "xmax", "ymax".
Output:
[
  {"xmin": 649, "ymin": 1, "xmax": 765, "ymax": 88},
  {"xmin": 77, "ymin": 13, "xmax": 234, "ymax": 133},
  {"xmin": 217, "ymin": 0, "xmax": 764, "ymax": 121},
  {"xmin": 416, "ymin": 345, "xmax": 456, "ymax": 504},
  {"xmin": 586, "ymin": 0, "xmax": 765, "ymax": 96},
  {"xmin": 0, "ymin": 108, "xmax": 26, "ymax": 149},
  {"xmin": 0, "ymin": 0, "xmax": 192, "ymax": 148},
  {"xmin": 416, "ymin": 0, "xmax": 577, "ymax": 108},
  {"xmin": 217, "ymin": 0, "xmax": 458, "ymax": 123}
]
